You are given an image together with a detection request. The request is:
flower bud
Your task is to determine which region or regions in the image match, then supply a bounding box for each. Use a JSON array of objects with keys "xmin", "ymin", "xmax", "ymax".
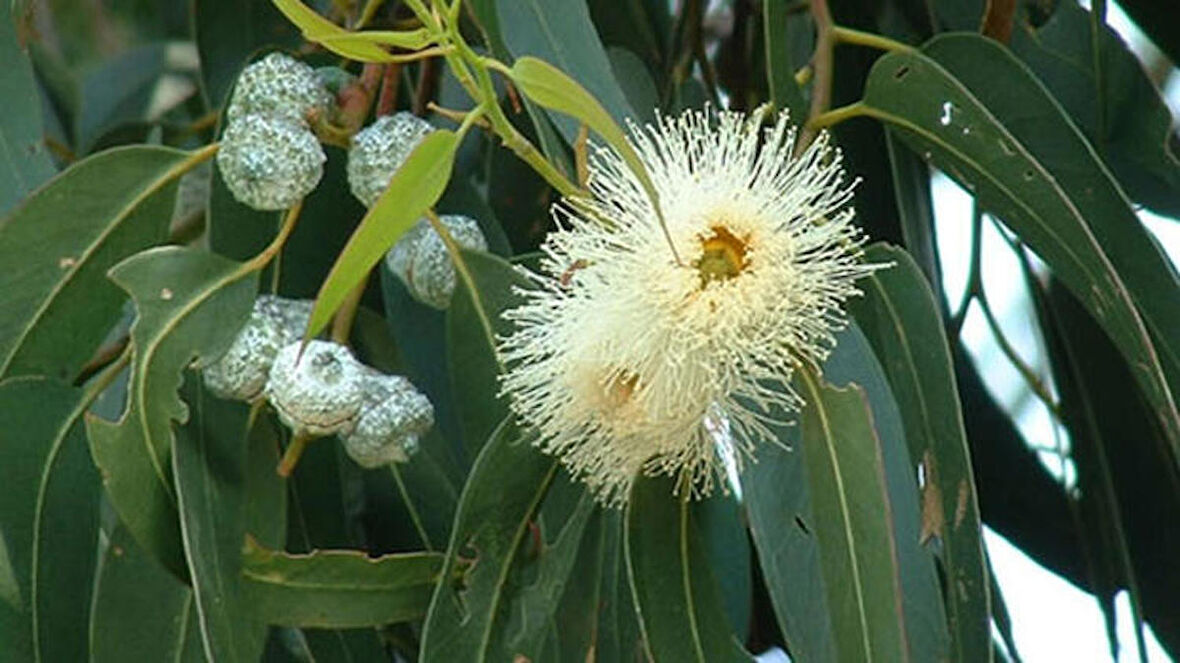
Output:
[
  {"xmin": 226, "ymin": 52, "xmax": 334, "ymax": 125},
  {"xmin": 266, "ymin": 340, "xmax": 365, "ymax": 437},
  {"xmin": 347, "ymin": 112, "xmax": 434, "ymax": 208},
  {"xmin": 384, "ymin": 214, "xmax": 488, "ymax": 309},
  {"xmin": 217, "ymin": 114, "xmax": 325, "ymax": 210},
  {"xmin": 341, "ymin": 368, "xmax": 434, "ymax": 468},
  {"xmin": 202, "ymin": 295, "xmax": 313, "ymax": 401}
]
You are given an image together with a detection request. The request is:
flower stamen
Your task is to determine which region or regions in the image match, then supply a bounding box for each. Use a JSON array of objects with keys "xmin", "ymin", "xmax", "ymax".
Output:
[{"xmin": 694, "ymin": 225, "xmax": 750, "ymax": 285}]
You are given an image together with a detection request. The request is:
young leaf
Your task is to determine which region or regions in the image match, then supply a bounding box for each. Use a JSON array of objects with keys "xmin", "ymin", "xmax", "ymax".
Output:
[
  {"xmin": 271, "ymin": 0, "xmax": 416, "ymax": 62},
  {"xmin": 306, "ymin": 130, "xmax": 459, "ymax": 340},
  {"xmin": 242, "ymin": 538, "xmax": 444, "ymax": 628},
  {"xmin": 0, "ymin": 145, "xmax": 206, "ymax": 382},
  {"xmin": 0, "ymin": 377, "xmax": 99, "ymax": 663},
  {"xmin": 849, "ymin": 244, "xmax": 990, "ymax": 662},
  {"xmin": 625, "ymin": 477, "xmax": 752, "ymax": 663},
  {"xmin": 86, "ymin": 246, "xmax": 258, "ymax": 578},
  {"xmin": 419, "ymin": 420, "xmax": 560, "ymax": 662}
]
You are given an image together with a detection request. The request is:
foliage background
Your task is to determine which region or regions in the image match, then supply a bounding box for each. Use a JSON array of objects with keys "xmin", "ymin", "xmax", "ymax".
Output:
[{"xmin": 0, "ymin": 0, "xmax": 1178, "ymax": 661}]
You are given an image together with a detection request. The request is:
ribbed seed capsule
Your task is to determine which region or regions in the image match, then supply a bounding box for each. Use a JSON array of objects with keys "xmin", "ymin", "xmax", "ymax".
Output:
[
  {"xmin": 226, "ymin": 52, "xmax": 334, "ymax": 125},
  {"xmin": 341, "ymin": 368, "xmax": 434, "ymax": 468},
  {"xmin": 202, "ymin": 295, "xmax": 313, "ymax": 401},
  {"xmin": 267, "ymin": 341, "xmax": 365, "ymax": 437},
  {"xmin": 217, "ymin": 114, "xmax": 325, "ymax": 210},
  {"xmin": 384, "ymin": 214, "xmax": 488, "ymax": 309},
  {"xmin": 347, "ymin": 112, "xmax": 434, "ymax": 208}
]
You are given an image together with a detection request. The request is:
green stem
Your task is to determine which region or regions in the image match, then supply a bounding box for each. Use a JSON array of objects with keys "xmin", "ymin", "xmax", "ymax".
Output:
[
  {"xmin": 277, "ymin": 433, "xmax": 314, "ymax": 477},
  {"xmin": 831, "ymin": 26, "xmax": 914, "ymax": 53},
  {"xmin": 806, "ymin": 101, "xmax": 868, "ymax": 132}
]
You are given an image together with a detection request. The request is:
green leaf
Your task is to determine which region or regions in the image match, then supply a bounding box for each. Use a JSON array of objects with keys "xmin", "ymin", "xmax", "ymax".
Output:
[
  {"xmin": 446, "ymin": 248, "xmax": 531, "ymax": 464},
  {"xmin": 86, "ymin": 246, "xmax": 258, "ymax": 578},
  {"xmin": 861, "ymin": 36, "xmax": 1180, "ymax": 468},
  {"xmin": 242, "ymin": 538, "xmax": 444, "ymax": 628},
  {"xmin": 0, "ymin": 5, "xmax": 55, "ymax": 215},
  {"xmin": 763, "ymin": 0, "xmax": 808, "ymax": 120},
  {"xmin": 419, "ymin": 420, "xmax": 560, "ymax": 662},
  {"xmin": 194, "ymin": 0, "xmax": 300, "ymax": 112},
  {"xmin": 1010, "ymin": 3, "xmax": 1180, "ymax": 218},
  {"xmin": 0, "ymin": 145, "xmax": 204, "ymax": 381},
  {"xmin": 89, "ymin": 526, "xmax": 204, "ymax": 662},
  {"xmin": 172, "ymin": 377, "xmax": 270, "ymax": 661},
  {"xmin": 496, "ymin": 0, "xmax": 637, "ymax": 142},
  {"xmin": 884, "ymin": 133, "xmax": 943, "ymax": 302},
  {"xmin": 76, "ymin": 44, "xmax": 168, "ymax": 153},
  {"xmin": 0, "ymin": 377, "xmax": 99, "ymax": 663},
  {"xmin": 692, "ymin": 494, "xmax": 751, "ymax": 640},
  {"xmin": 607, "ymin": 47, "xmax": 658, "ymax": 125},
  {"xmin": 306, "ymin": 130, "xmax": 459, "ymax": 340},
  {"xmin": 848, "ymin": 244, "xmax": 990, "ymax": 662},
  {"xmin": 271, "ymin": 0, "xmax": 407, "ymax": 62},
  {"xmin": 794, "ymin": 373, "xmax": 909, "ymax": 662},
  {"xmin": 625, "ymin": 477, "xmax": 752, "ymax": 663}
]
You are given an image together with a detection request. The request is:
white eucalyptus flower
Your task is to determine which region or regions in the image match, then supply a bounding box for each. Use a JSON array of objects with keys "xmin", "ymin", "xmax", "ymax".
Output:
[
  {"xmin": 498, "ymin": 107, "xmax": 885, "ymax": 505},
  {"xmin": 347, "ymin": 112, "xmax": 435, "ymax": 208},
  {"xmin": 266, "ymin": 340, "xmax": 366, "ymax": 437},
  {"xmin": 385, "ymin": 214, "xmax": 488, "ymax": 309},
  {"xmin": 217, "ymin": 113, "xmax": 325, "ymax": 210},
  {"xmin": 202, "ymin": 295, "xmax": 313, "ymax": 401},
  {"xmin": 226, "ymin": 52, "xmax": 334, "ymax": 125}
]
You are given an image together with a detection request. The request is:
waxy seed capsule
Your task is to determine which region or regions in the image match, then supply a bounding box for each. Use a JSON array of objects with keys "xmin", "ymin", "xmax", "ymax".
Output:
[
  {"xmin": 385, "ymin": 214, "xmax": 488, "ymax": 309},
  {"xmin": 347, "ymin": 112, "xmax": 434, "ymax": 208},
  {"xmin": 341, "ymin": 368, "xmax": 434, "ymax": 468},
  {"xmin": 202, "ymin": 295, "xmax": 313, "ymax": 401},
  {"xmin": 226, "ymin": 52, "xmax": 334, "ymax": 126},
  {"xmin": 217, "ymin": 114, "xmax": 325, "ymax": 210},
  {"xmin": 266, "ymin": 340, "xmax": 366, "ymax": 437}
]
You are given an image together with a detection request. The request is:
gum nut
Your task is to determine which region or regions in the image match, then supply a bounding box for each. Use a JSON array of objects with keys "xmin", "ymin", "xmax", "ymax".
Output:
[
  {"xmin": 217, "ymin": 114, "xmax": 325, "ymax": 210},
  {"xmin": 254, "ymin": 294, "xmax": 314, "ymax": 345},
  {"xmin": 384, "ymin": 214, "xmax": 488, "ymax": 309},
  {"xmin": 226, "ymin": 52, "xmax": 334, "ymax": 125},
  {"xmin": 347, "ymin": 112, "xmax": 434, "ymax": 208},
  {"xmin": 202, "ymin": 305, "xmax": 286, "ymax": 401},
  {"xmin": 342, "ymin": 370, "xmax": 434, "ymax": 468},
  {"xmin": 266, "ymin": 340, "xmax": 366, "ymax": 437}
]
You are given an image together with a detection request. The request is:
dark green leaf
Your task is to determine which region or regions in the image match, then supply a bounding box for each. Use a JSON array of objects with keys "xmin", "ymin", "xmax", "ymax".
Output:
[
  {"xmin": 86, "ymin": 245, "xmax": 258, "ymax": 578},
  {"xmin": 419, "ymin": 420, "xmax": 560, "ymax": 662},
  {"xmin": 848, "ymin": 244, "xmax": 990, "ymax": 661},
  {"xmin": 884, "ymin": 133, "xmax": 943, "ymax": 302},
  {"xmin": 607, "ymin": 47, "xmax": 659, "ymax": 125},
  {"xmin": 173, "ymin": 376, "xmax": 271, "ymax": 661},
  {"xmin": 242, "ymin": 538, "xmax": 443, "ymax": 628},
  {"xmin": 194, "ymin": 0, "xmax": 300, "ymax": 110},
  {"xmin": 692, "ymin": 494, "xmax": 751, "ymax": 641},
  {"xmin": 0, "ymin": 5, "xmax": 55, "ymax": 215},
  {"xmin": 763, "ymin": 0, "xmax": 808, "ymax": 120},
  {"xmin": 0, "ymin": 145, "xmax": 204, "ymax": 381},
  {"xmin": 625, "ymin": 476, "xmax": 752, "ymax": 662},
  {"xmin": 76, "ymin": 44, "xmax": 167, "ymax": 153},
  {"xmin": 446, "ymin": 248, "xmax": 531, "ymax": 464},
  {"xmin": 0, "ymin": 377, "xmax": 99, "ymax": 663},
  {"xmin": 1116, "ymin": 0, "xmax": 1180, "ymax": 69},
  {"xmin": 1011, "ymin": 3, "xmax": 1180, "ymax": 218},
  {"xmin": 307, "ymin": 130, "xmax": 459, "ymax": 339},
  {"xmin": 861, "ymin": 36, "xmax": 1180, "ymax": 468},
  {"xmin": 89, "ymin": 526, "xmax": 204, "ymax": 662},
  {"xmin": 496, "ymin": 0, "xmax": 637, "ymax": 142}
]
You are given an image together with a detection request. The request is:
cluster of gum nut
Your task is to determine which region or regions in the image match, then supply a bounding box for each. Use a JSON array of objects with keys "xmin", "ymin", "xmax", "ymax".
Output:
[{"xmin": 208, "ymin": 52, "xmax": 491, "ymax": 467}]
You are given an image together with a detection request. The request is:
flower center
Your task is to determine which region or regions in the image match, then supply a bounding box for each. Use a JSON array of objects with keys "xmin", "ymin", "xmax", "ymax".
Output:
[
  {"xmin": 602, "ymin": 371, "xmax": 640, "ymax": 411},
  {"xmin": 694, "ymin": 225, "xmax": 749, "ymax": 285}
]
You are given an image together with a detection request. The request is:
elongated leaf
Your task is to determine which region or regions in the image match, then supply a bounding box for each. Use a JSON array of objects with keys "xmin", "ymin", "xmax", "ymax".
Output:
[
  {"xmin": 446, "ymin": 248, "xmax": 531, "ymax": 464},
  {"xmin": 625, "ymin": 477, "xmax": 752, "ymax": 663},
  {"xmin": 86, "ymin": 246, "xmax": 258, "ymax": 578},
  {"xmin": 693, "ymin": 494, "xmax": 751, "ymax": 641},
  {"xmin": 306, "ymin": 130, "xmax": 458, "ymax": 340},
  {"xmin": 849, "ymin": 244, "xmax": 989, "ymax": 662},
  {"xmin": 763, "ymin": 0, "xmax": 808, "ymax": 120},
  {"xmin": 1011, "ymin": 3, "xmax": 1180, "ymax": 217},
  {"xmin": 0, "ymin": 145, "xmax": 204, "ymax": 381},
  {"xmin": 0, "ymin": 377, "xmax": 99, "ymax": 663},
  {"xmin": 76, "ymin": 44, "xmax": 167, "ymax": 154},
  {"xmin": 884, "ymin": 133, "xmax": 943, "ymax": 302},
  {"xmin": 419, "ymin": 420, "xmax": 560, "ymax": 662},
  {"xmin": 795, "ymin": 372, "xmax": 909, "ymax": 662},
  {"xmin": 242, "ymin": 538, "xmax": 443, "ymax": 628},
  {"xmin": 173, "ymin": 377, "xmax": 269, "ymax": 662},
  {"xmin": 861, "ymin": 36, "xmax": 1180, "ymax": 466},
  {"xmin": 89, "ymin": 526, "xmax": 204, "ymax": 662},
  {"xmin": 0, "ymin": 5, "xmax": 54, "ymax": 215},
  {"xmin": 271, "ymin": 0, "xmax": 408, "ymax": 62}
]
